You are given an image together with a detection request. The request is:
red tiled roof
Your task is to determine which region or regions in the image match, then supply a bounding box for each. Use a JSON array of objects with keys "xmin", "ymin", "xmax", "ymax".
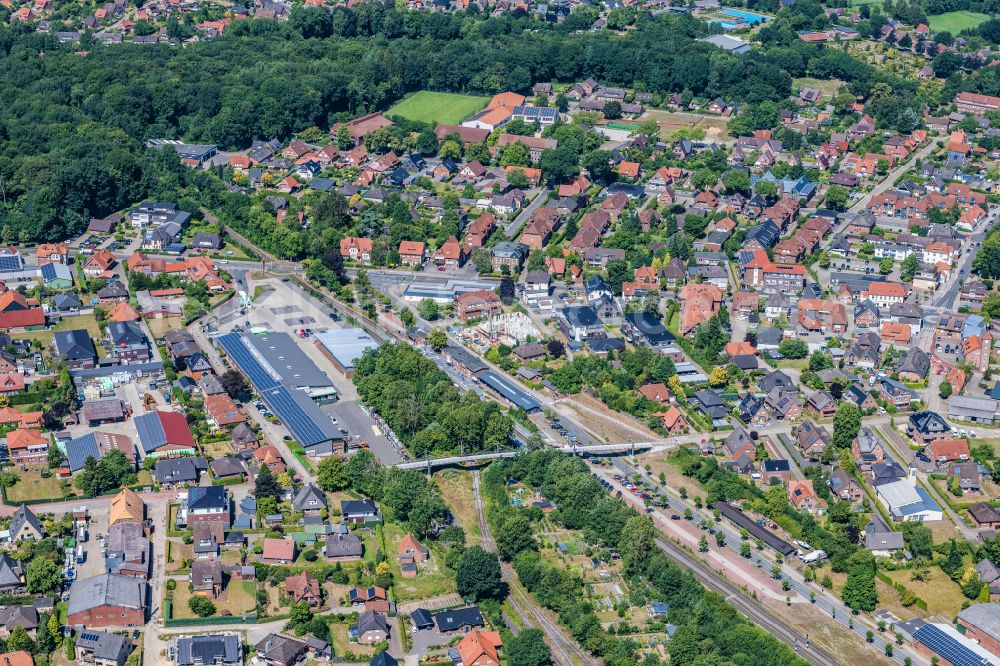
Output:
[
  {"xmin": 262, "ymin": 538, "xmax": 295, "ymax": 561},
  {"xmin": 0, "ymin": 651, "xmax": 34, "ymax": 666},
  {"xmin": 0, "ymin": 309, "xmax": 44, "ymax": 329},
  {"xmin": 928, "ymin": 439, "xmax": 969, "ymax": 460},
  {"xmin": 7, "ymin": 428, "xmax": 46, "ymax": 450},
  {"xmin": 638, "ymin": 383, "xmax": 670, "ymax": 403},
  {"xmin": 157, "ymin": 410, "xmax": 196, "ymax": 447}
]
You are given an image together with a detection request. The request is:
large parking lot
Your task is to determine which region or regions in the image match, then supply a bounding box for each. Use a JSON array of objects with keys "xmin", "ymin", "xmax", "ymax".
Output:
[
  {"xmin": 321, "ymin": 400, "xmax": 404, "ymax": 464},
  {"xmin": 214, "ymin": 277, "xmax": 408, "ymax": 464}
]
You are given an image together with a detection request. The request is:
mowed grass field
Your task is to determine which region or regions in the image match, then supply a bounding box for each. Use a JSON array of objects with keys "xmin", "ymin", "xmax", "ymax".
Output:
[
  {"xmin": 928, "ymin": 10, "xmax": 989, "ymax": 32},
  {"xmin": 793, "ymin": 77, "xmax": 845, "ymax": 98},
  {"xmin": 387, "ymin": 91, "xmax": 489, "ymax": 125}
]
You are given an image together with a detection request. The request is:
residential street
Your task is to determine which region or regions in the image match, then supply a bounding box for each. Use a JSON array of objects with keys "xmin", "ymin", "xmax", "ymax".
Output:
[{"xmin": 504, "ymin": 189, "xmax": 551, "ymax": 239}]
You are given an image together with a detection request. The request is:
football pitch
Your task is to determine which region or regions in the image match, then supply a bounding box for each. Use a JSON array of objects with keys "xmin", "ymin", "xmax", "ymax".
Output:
[{"xmin": 387, "ymin": 91, "xmax": 489, "ymax": 125}]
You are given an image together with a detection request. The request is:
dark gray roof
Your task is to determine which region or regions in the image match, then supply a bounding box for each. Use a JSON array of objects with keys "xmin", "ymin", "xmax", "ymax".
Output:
[
  {"xmin": 108, "ymin": 320, "xmax": 146, "ymax": 347},
  {"xmin": 957, "ymin": 603, "xmax": 1000, "ymax": 642},
  {"xmin": 106, "ymin": 521, "xmax": 148, "ymax": 565},
  {"xmin": 761, "ymin": 459, "xmax": 790, "ymax": 473},
  {"xmin": 341, "ymin": 499, "xmax": 378, "ymax": 516},
  {"xmin": 357, "ymin": 610, "xmax": 388, "ymax": 634},
  {"xmin": 909, "ymin": 411, "xmax": 950, "ymax": 436},
  {"xmin": 897, "ymin": 347, "xmax": 930, "ymax": 378},
  {"xmin": 724, "ymin": 425, "xmax": 754, "ymax": 456},
  {"xmin": 854, "ymin": 299, "xmax": 880, "ymax": 320},
  {"xmin": 434, "ymin": 606, "xmax": 483, "ymax": 632},
  {"xmin": 54, "ymin": 293, "xmax": 83, "ymax": 310},
  {"xmin": 256, "ymin": 634, "xmax": 307, "ymax": 664},
  {"xmin": 745, "ymin": 220, "xmax": 779, "ymax": 248},
  {"xmin": 371, "ymin": 652, "xmax": 399, "ymax": 666},
  {"xmin": 9, "ymin": 505, "xmax": 43, "ymax": 540},
  {"xmin": 759, "ymin": 370, "xmax": 794, "ymax": 393},
  {"xmin": 559, "ymin": 305, "xmax": 600, "ymax": 328},
  {"xmin": 292, "ymin": 483, "xmax": 327, "ymax": 511},
  {"xmin": 53, "ymin": 329, "xmax": 96, "ymax": 361},
  {"xmin": 863, "ymin": 518, "xmax": 904, "ymax": 551},
  {"xmin": 0, "ymin": 555, "xmax": 23, "ymax": 589},
  {"xmin": 97, "ymin": 281, "xmax": 129, "ymax": 299},
  {"xmin": 68, "ymin": 573, "xmax": 147, "ymax": 615},
  {"xmin": 188, "ymin": 486, "xmax": 227, "ymax": 511},
  {"xmin": 231, "ymin": 422, "xmax": 257, "ymax": 445},
  {"xmin": 191, "ymin": 559, "xmax": 223, "ymax": 586},
  {"xmin": 325, "ymin": 533, "xmax": 363, "ymax": 558},
  {"xmin": 411, "ymin": 608, "xmax": 434, "ymax": 628},
  {"xmin": 200, "ymin": 373, "xmax": 226, "ymax": 396},
  {"xmin": 75, "ymin": 630, "xmax": 132, "ymax": 663},
  {"xmin": 210, "ymin": 456, "xmax": 245, "ymax": 477},
  {"xmin": 246, "ymin": 333, "xmax": 332, "ymax": 389},
  {"xmin": 176, "ymin": 634, "xmax": 240, "ymax": 666},
  {"xmin": 154, "ymin": 457, "xmax": 207, "ymax": 484},
  {"xmin": 755, "ymin": 327, "xmax": 782, "ymax": 346},
  {"xmin": 0, "ymin": 605, "xmax": 37, "ymax": 631}
]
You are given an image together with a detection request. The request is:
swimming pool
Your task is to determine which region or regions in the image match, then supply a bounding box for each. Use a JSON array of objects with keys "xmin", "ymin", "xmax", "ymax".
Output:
[
  {"xmin": 721, "ymin": 8, "xmax": 771, "ymax": 23},
  {"xmin": 710, "ymin": 19, "xmax": 740, "ymax": 29}
]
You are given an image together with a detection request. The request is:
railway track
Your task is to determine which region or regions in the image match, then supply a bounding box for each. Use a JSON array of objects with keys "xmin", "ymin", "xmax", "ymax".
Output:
[
  {"xmin": 654, "ymin": 536, "xmax": 838, "ymax": 666},
  {"xmin": 472, "ymin": 472, "xmax": 593, "ymax": 666}
]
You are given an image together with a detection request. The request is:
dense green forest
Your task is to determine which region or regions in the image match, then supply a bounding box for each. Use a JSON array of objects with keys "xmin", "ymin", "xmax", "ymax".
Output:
[
  {"xmin": 2, "ymin": 1, "xmax": 1000, "ymax": 243},
  {"xmin": 352, "ymin": 342, "xmax": 515, "ymax": 457}
]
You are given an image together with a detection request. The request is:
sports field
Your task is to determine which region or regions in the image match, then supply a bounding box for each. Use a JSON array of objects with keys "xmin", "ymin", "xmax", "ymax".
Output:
[
  {"xmin": 387, "ymin": 91, "xmax": 489, "ymax": 125},
  {"xmin": 927, "ymin": 10, "xmax": 988, "ymax": 33}
]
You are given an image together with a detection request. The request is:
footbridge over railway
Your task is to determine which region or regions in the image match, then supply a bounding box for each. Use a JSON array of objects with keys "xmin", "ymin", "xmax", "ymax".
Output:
[{"xmin": 394, "ymin": 439, "xmax": 683, "ymax": 471}]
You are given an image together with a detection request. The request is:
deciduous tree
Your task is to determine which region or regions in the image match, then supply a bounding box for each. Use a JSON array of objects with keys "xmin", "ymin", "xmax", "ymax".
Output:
[
  {"xmin": 832, "ymin": 402, "xmax": 861, "ymax": 449},
  {"xmin": 456, "ymin": 546, "xmax": 504, "ymax": 601}
]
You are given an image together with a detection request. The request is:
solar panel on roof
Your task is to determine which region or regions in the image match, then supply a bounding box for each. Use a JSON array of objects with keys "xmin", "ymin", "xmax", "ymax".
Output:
[
  {"xmin": 220, "ymin": 333, "xmax": 337, "ymax": 448},
  {"xmin": 262, "ymin": 386, "xmax": 328, "ymax": 447},
  {"xmin": 66, "ymin": 433, "xmax": 100, "ymax": 472},
  {"xmin": 135, "ymin": 412, "xmax": 167, "ymax": 453},
  {"xmin": 914, "ymin": 625, "xmax": 995, "ymax": 666},
  {"xmin": 0, "ymin": 255, "xmax": 21, "ymax": 272}
]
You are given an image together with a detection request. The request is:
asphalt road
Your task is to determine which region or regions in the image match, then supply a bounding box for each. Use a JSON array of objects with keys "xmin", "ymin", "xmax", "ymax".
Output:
[
  {"xmin": 826, "ymin": 137, "xmax": 944, "ymax": 241},
  {"xmin": 505, "ymin": 189, "xmax": 551, "ymax": 239},
  {"xmin": 607, "ymin": 457, "xmax": 925, "ymax": 665},
  {"xmin": 212, "ymin": 206, "xmax": 933, "ymax": 663}
]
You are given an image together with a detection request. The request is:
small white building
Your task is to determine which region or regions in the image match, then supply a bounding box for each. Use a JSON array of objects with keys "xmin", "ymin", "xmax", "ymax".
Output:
[{"xmin": 876, "ymin": 479, "xmax": 943, "ymax": 522}]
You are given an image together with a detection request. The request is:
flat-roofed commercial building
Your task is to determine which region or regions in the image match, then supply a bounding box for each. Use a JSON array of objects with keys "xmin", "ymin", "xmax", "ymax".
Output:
[{"xmin": 314, "ymin": 328, "xmax": 379, "ymax": 379}]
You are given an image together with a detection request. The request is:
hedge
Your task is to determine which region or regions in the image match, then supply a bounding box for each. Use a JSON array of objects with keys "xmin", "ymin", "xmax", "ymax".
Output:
[
  {"xmin": 211, "ymin": 476, "xmax": 245, "ymax": 487},
  {"xmin": 875, "ymin": 570, "xmax": 928, "ymax": 610},
  {"xmin": 165, "ymin": 613, "xmax": 256, "ymax": 627}
]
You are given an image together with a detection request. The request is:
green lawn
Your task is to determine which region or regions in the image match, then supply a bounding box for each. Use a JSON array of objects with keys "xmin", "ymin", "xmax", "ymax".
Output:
[
  {"xmin": 928, "ymin": 10, "xmax": 989, "ymax": 32},
  {"xmin": 641, "ymin": 110, "xmax": 730, "ymax": 140},
  {"xmin": 386, "ymin": 91, "xmax": 489, "ymax": 125},
  {"xmin": 383, "ymin": 522, "xmax": 456, "ymax": 602},
  {"xmin": 883, "ymin": 567, "xmax": 965, "ymax": 618},
  {"xmin": 170, "ymin": 580, "xmax": 256, "ymax": 618},
  {"xmin": 329, "ymin": 622, "xmax": 379, "ymax": 658},
  {"xmin": 5, "ymin": 467, "xmax": 69, "ymax": 502},
  {"xmin": 792, "ymin": 77, "xmax": 845, "ymax": 98}
]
